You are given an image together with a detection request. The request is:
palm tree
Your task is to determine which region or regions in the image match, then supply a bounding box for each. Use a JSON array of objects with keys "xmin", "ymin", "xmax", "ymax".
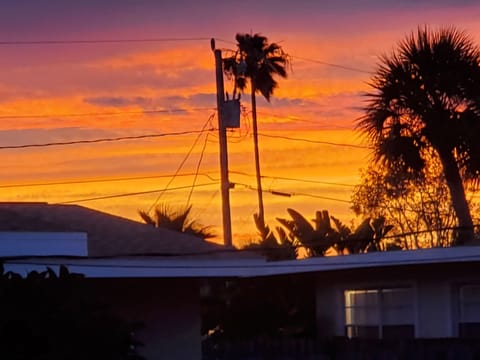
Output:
[
  {"xmin": 358, "ymin": 26, "xmax": 480, "ymax": 245},
  {"xmin": 242, "ymin": 211, "xmax": 297, "ymax": 261},
  {"xmin": 139, "ymin": 203, "xmax": 215, "ymax": 240},
  {"xmin": 276, "ymin": 209, "xmax": 395, "ymax": 256},
  {"xmin": 276, "ymin": 209, "xmax": 336, "ymax": 257},
  {"xmin": 224, "ymin": 33, "xmax": 289, "ymax": 230}
]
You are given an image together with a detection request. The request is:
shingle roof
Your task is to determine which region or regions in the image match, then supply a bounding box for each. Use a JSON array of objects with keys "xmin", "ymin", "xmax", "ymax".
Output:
[{"xmin": 0, "ymin": 202, "xmax": 225, "ymax": 257}]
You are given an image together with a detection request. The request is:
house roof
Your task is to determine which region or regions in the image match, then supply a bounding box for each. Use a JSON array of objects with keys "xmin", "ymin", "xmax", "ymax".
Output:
[
  {"xmin": 0, "ymin": 202, "xmax": 225, "ymax": 257},
  {"xmin": 5, "ymin": 245, "xmax": 480, "ymax": 278}
]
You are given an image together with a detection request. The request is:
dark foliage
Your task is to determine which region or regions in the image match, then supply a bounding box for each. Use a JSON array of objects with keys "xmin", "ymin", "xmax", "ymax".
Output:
[
  {"xmin": 139, "ymin": 203, "xmax": 215, "ymax": 239},
  {"xmin": 202, "ymin": 276, "xmax": 315, "ymax": 342},
  {"xmin": 223, "ymin": 33, "xmax": 289, "ymax": 101},
  {"xmin": 0, "ymin": 264, "xmax": 143, "ymax": 360},
  {"xmin": 242, "ymin": 212, "xmax": 298, "ymax": 261},
  {"xmin": 357, "ymin": 26, "xmax": 480, "ymax": 245}
]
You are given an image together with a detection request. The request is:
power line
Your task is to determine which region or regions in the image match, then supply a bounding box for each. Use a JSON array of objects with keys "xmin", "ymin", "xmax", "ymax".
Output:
[
  {"xmin": 291, "ymin": 55, "xmax": 373, "ymax": 75},
  {"xmin": 1, "ymin": 36, "xmax": 373, "ymax": 76},
  {"xmin": 0, "ymin": 129, "xmax": 215, "ymax": 150},
  {"xmin": 192, "ymin": 189, "xmax": 220, "ymax": 220},
  {"xmin": 187, "ymin": 133, "xmax": 210, "ymax": 206},
  {"xmin": 255, "ymin": 111, "xmax": 354, "ymax": 130},
  {"xmin": 0, "ymin": 127, "xmax": 371, "ymax": 150},
  {"xmin": 147, "ymin": 116, "xmax": 215, "ymax": 213},
  {"xmin": 292, "ymin": 192, "xmax": 351, "ymax": 203},
  {"xmin": 0, "ymin": 172, "xmax": 220, "ymax": 189},
  {"xmin": 0, "ymin": 173, "xmax": 352, "ymax": 204},
  {"xmin": 0, "ymin": 37, "xmax": 212, "ymax": 45},
  {"xmin": 58, "ymin": 182, "xmax": 220, "ymax": 204},
  {"xmin": 214, "ymin": 38, "xmax": 371, "ymax": 75},
  {"xmin": 0, "ymin": 146, "xmax": 356, "ymax": 191},
  {"xmin": 233, "ymin": 182, "xmax": 351, "ymax": 204},
  {"xmin": 0, "ymin": 107, "xmax": 214, "ymax": 120},
  {"xmin": 230, "ymin": 170, "xmax": 355, "ymax": 188},
  {"xmin": 257, "ymin": 133, "xmax": 370, "ymax": 149}
]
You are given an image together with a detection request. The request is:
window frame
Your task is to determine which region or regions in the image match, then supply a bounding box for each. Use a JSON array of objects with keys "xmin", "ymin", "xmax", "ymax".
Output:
[
  {"xmin": 457, "ymin": 283, "xmax": 480, "ymax": 338},
  {"xmin": 343, "ymin": 285, "xmax": 416, "ymax": 339}
]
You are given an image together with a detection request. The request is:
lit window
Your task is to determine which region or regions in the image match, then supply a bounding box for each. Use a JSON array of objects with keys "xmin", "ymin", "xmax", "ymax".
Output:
[
  {"xmin": 459, "ymin": 285, "xmax": 480, "ymax": 337},
  {"xmin": 344, "ymin": 287, "xmax": 414, "ymax": 339}
]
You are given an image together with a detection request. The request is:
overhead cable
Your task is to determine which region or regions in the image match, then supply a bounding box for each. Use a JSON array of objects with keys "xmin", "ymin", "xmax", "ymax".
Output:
[
  {"xmin": 230, "ymin": 170, "xmax": 355, "ymax": 188},
  {"xmin": 58, "ymin": 182, "xmax": 220, "ymax": 204},
  {"xmin": 0, "ymin": 129, "xmax": 215, "ymax": 150},
  {"xmin": 233, "ymin": 182, "xmax": 351, "ymax": 204},
  {"xmin": 291, "ymin": 55, "xmax": 373, "ymax": 74},
  {"xmin": 147, "ymin": 115, "xmax": 215, "ymax": 213},
  {"xmin": 187, "ymin": 133, "xmax": 210, "ymax": 206},
  {"xmin": 0, "ymin": 172, "xmax": 220, "ymax": 189},
  {"xmin": 257, "ymin": 133, "xmax": 370, "ymax": 149},
  {"xmin": 0, "ymin": 37, "xmax": 212, "ymax": 45},
  {"xmin": 0, "ymin": 107, "xmax": 214, "ymax": 120}
]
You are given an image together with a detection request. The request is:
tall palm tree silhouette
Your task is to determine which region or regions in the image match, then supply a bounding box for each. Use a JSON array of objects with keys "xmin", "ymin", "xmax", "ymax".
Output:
[
  {"xmin": 358, "ymin": 26, "xmax": 480, "ymax": 245},
  {"xmin": 224, "ymin": 33, "xmax": 289, "ymax": 231}
]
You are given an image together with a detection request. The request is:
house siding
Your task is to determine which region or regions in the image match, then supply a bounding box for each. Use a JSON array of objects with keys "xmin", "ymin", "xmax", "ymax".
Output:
[
  {"xmin": 89, "ymin": 278, "xmax": 201, "ymax": 360},
  {"xmin": 316, "ymin": 285, "xmax": 340, "ymax": 337},
  {"xmin": 315, "ymin": 262, "xmax": 480, "ymax": 339},
  {"xmin": 416, "ymin": 279, "xmax": 452, "ymax": 337}
]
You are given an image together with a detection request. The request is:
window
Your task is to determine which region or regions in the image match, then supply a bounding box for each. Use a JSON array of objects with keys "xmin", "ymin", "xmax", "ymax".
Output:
[
  {"xmin": 459, "ymin": 285, "xmax": 480, "ymax": 337},
  {"xmin": 344, "ymin": 287, "xmax": 414, "ymax": 339}
]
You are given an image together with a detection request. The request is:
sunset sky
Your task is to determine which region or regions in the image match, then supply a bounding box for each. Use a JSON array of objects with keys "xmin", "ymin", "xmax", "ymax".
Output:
[{"xmin": 1, "ymin": 1, "xmax": 480, "ymax": 245}]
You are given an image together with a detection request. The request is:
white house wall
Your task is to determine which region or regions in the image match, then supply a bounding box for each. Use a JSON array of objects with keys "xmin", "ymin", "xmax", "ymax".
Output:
[{"xmin": 315, "ymin": 263, "xmax": 480, "ymax": 339}]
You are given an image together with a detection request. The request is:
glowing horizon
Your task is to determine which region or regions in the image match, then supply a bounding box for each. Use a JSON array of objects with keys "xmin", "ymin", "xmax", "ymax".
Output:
[{"xmin": 1, "ymin": 1, "xmax": 480, "ymax": 245}]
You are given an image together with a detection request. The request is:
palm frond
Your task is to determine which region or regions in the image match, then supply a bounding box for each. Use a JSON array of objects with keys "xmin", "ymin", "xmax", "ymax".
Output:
[
  {"xmin": 357, "ymin": 26, "xmax": 480, "ymax": 243},
  {"xmin": 330, "ymin": 216, "xmax": 351, "ymax": 238},
  {"xmin": 286, "ymin": 208, "xmax": 315, "ymax": 234},
  {"xmin": 139, "ymin": 203, "xmax": 214, "ymax": 239},
  {"xmin": 226, "ymin": 32, "xmax": 289, "ymax": 102},
  {"xmin": 138, "ymin": 210, "xmax": 156, "ymax": 226}
]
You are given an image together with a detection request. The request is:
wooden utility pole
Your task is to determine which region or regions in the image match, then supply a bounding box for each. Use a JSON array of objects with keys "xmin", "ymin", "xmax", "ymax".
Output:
[
  {"xmin": 250, "ymin": 81, "xmax": 265, "ymax": 230},
  {"xmin": 212, "ymin": 39, "xmax": 233, "ymax": 247}
]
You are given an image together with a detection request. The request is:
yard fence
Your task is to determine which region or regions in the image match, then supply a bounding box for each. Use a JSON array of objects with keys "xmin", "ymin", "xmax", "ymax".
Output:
[{"xmin": 203, "ymin": 337, "xmax": 480, "ymax": 360}]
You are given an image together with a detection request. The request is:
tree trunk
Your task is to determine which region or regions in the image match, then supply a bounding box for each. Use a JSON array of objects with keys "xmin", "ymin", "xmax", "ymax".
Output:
[
  {"xmin": 251, "ymin": 82, "xmax": 265, "ymax": 232},
  {"xmin": 438, "ymin": 147, "xmax": 474, "ymax": 245}
]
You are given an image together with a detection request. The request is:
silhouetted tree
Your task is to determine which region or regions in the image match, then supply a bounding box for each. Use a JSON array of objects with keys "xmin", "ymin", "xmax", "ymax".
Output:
[
  {"xmin": 0, "ymin": 265, "xmax": 143, "ymax": 360},
  {"xmin": 276, "ymin": 208, "xmax": 396, "ymax": 256},
  {"xmin": 244, "ymin": 208, "xmax": 395, "ymax": 259},
  {"xmin": 351, "ymin": 159, "xmax": 465, "ymax": 248},
  {"xmin": 139, "ymin": 203, "xmax": 215, "ymax": 239},
  {"xmin": 242, "ymin": 213, "xmax": 297, "ymax": 261},
  {"xmin": 357, "ymin": 26, "xmax": 480, "ymax": 245},
  {"xmin": 224, "ymin": 33, "xmax": 289, "ymax": 231},
  {"xmin": 202, "ymin": 276, "xmax": 315, "ymax": 343}
]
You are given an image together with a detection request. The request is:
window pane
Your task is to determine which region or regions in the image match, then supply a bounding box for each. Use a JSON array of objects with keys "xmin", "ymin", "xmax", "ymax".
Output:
[
  {"xmin": 383, "ymin": 306, "xmax": 413, "ymax": 325},
  {"xmin": 344, "ymin": 287, "xmax": 414, "ymax": 339},
  {"xmin": 346, "ymin": 306, "xmax": 379, "ymax": 325},
  {"xmin": 460, "ymin": 285, "xmax": 480, "ymax": 323},
  {"xmin": 345, "ymin": 290, "xmax": 379, "ymax": 307}
]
